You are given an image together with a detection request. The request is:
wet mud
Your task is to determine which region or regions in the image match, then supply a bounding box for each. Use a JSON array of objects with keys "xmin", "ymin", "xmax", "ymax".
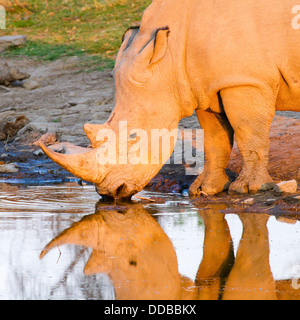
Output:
[{"xmin": 0, "ymin": 143, "xmax": 78, "ymax": 185}]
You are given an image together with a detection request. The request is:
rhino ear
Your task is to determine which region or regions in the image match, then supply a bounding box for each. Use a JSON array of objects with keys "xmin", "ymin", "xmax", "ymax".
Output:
[
  {"xmin": 137, "ymin": 27, "xmax": 170, "ymax": 67},
  {"xmin": 122, "ymin": 26, "xmax": 140, "ymax": 44},
  {"xmin": 115, "ymin": 26, "xmax": 140, "ymax": 68}
]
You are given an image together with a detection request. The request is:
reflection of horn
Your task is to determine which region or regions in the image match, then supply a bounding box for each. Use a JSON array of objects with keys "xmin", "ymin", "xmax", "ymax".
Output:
[
  {"xmin": 40, "ymin": 205, "xmax": 186, "ymax": 300},
  {"xmin": 40, "ymin": 215, "xmax": 102, "ymax": 259},
  {"xmin": 39, "ymin": 142, "xmax": 106, "ymax": 184}
]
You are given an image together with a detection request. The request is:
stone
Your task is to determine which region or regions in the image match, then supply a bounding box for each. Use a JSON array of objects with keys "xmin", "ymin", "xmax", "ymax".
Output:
[
  {"xmin": 266, "ymin": 198, "xmax": 276, "ymax": 206},
  {"xmin": 22, "ymin": 79, "xmax": 40, "ymax": 90},
  {"xmin": 32, "ymin": 132, "xmax": 58, "ymax": 146},
  {"xmin": 243, "ymin": 197, "xmax": 255, "ymax": 205},
  {"xmin": 0, "ymin": 115, "xmax": 29, "ymax": 141},
  {"xmin": 0, "ymin": 62, "xmax": 30, "ymax": 85},
  {"xmin": 276, "ymin": 216, "xmax": 297, "ymax": 225},
  {"xmin": 0, "ymin": 35, "xmax": 26, "ymax": 52},
  {"xmin": 0, "ymin": 163, "xmax": 19, "ymax": 173},
  {"xmin": 273, "ymin": 180, "xmax": 298, "ymax": 194},
  {"xmin": 17, "ymin": 121, "xmax": 59, "ymax": 136},
  {"xmin": 33, "ymin": 149, "xmax": 44, "ymax": 156}
]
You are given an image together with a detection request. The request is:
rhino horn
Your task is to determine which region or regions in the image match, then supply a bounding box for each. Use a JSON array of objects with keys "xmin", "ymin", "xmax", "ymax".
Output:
[
  {"xmin": 39, "ymin": 142, "xmax": 105, "ymax": 184},
  {"xmin": 83, "ymin": 123, "xmax": 108, "ymax": 148}
]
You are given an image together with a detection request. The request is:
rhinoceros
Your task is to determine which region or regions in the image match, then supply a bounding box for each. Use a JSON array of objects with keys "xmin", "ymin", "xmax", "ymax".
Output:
[{"xmin": 41, "ymin": 0, "xmax": 300, "ymax": 199}]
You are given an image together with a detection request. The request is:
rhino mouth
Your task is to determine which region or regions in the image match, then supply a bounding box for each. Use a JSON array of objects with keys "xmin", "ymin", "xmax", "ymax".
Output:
[{"xmin": 95, "ymin": 179, "xmax": 141, "ymax": 200}]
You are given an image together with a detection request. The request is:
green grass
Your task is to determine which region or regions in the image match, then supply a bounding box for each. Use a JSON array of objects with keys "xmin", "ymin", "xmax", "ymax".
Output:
[
  {"xmin": 4, "ymin": 40, "xmax": 84, "ymax": 61},
  {"xmin": 0, "ymin": 0, "xmax": 151, "ymax": 68}
]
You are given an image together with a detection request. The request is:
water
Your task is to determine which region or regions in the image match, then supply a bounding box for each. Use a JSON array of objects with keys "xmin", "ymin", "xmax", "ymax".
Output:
[{"xmin": 0, "ymin": 184, "xmax": 299, "ymax": 300}]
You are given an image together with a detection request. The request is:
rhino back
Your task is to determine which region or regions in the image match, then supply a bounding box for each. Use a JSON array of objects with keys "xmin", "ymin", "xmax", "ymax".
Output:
[{"xmin": 184, "ymin": 0, "xmax": 300, "ymax": 110}]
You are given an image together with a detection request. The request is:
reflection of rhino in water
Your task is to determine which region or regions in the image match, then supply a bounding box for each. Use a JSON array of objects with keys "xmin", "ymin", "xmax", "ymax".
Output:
[
  {"xmin": 40, "ymin": 204, "xmax": 300, "ymax": 300},
  {"xmin": 40, "ymin": 204, "xmax": 193, "ymax": 300},
  {"xmin": 41, "ymin": 0, "xmax": 300, "ymax": 199}
]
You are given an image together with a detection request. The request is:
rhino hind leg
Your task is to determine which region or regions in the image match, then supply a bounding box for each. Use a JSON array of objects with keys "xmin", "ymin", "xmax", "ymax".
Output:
[
  {"xmin": 221, "ymin": 86, "xmax": 276, "ymax": 194},
  {"xmin": 189, "ymin": 110, "xmax": 233, "ymax": 196}
]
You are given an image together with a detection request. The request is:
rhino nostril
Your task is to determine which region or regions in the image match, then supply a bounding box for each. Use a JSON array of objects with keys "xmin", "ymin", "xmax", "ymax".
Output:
[{"xmin": 115, "ymin": 183, "xmax": 126, "ymax": 198}]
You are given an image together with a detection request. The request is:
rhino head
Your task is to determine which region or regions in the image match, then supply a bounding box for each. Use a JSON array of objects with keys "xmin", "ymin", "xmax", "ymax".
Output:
[{"xmin": 41, "ymin": 25, "xmax": 195, "ymax": 199}]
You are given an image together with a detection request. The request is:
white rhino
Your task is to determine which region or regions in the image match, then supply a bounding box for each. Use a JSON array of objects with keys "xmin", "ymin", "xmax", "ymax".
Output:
[{"xmin": 41, "ymin": 0, "xmax": 300, "ymax": 198}]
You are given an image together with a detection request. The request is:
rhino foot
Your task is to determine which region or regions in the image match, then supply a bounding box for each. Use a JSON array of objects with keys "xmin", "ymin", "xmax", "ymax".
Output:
[
  {"xmin": 228, "ymin": 172, "xmax": 275, "ymax": 194},
  {"xmin": 189, "ymin": 170, "xmax": 230, "ymax": 196}
]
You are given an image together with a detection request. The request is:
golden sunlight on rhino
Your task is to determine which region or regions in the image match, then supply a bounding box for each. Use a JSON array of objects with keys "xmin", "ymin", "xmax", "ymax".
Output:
[{"xmin": 41, "ymin": 0, "xmax": 300, "ymax": 199}]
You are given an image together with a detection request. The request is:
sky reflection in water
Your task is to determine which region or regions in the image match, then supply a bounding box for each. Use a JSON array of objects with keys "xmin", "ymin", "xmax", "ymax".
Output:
[{"xmin": 0, "ymin": 185, "xmax": 299, "ymax": 300}]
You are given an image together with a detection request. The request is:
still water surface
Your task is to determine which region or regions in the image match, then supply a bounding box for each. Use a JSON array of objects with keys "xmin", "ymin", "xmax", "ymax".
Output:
[{"xmin": 0, "ymin": 184, "xmax": 299, "ymax": 300}]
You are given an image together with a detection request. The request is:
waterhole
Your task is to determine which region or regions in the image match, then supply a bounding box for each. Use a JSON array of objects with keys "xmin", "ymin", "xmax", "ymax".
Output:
[{"xmin": 0, "ymin": 184, "xmax": 299, "ymax": 300}]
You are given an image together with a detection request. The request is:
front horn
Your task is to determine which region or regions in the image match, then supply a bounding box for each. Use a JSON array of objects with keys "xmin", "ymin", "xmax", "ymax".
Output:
[{"xmin": 39, "ymin": 142, "xmax": 107, "ymax": 184}]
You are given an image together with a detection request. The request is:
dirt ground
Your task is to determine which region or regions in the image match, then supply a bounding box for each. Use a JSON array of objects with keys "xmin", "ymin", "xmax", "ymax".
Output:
[{"xmin": 0, "ymin": 56, "xmax": 299, "ymax": 212}]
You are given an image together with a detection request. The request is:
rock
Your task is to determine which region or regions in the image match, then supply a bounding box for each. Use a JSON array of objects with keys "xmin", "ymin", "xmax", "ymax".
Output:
[
  {"xmin": 276, "ymin": 216, "xmax": 297, "ymax": 225},
  {"xmin": 0, "ymin": 131, "xmax": 6, "ymax": 140},
  {"xmin": 0, "ymin": 85, "xmax": 10, "ymax": 92},
  {"xmin": 266, "ymin": 198, "xmax": 277, "ymax": 206},
  {"xmin": 0, "ymin": 163, "xmax": 19, "ymax": 173},
  {"xmin": 17, "ymin": 121, "xmax": 59, "ymax": 136},
  {"xmin": 33, "ymin": 149, "xmax": 44, "ymax": 156},
  {"xmin": 0, "ymin": 62, "xmax": 30, "ymax": 85},
  {"xmin": 0, "ymin": 115, "xmax": 29, "ymax": 141},
  {"xmin": 22, "ymin": 79, "xmax": 40, "ymax": 90},
  {"xmin": 297, "ymin": 168, "xmax": 300, "ymax": 181},
  {"xmin": 242, "ymin": 197, "xmax": 254, "ymax": 205},
  {"xmin": 32, "ymin": 132, "xmax": 57, "ymax": 146},
  {"xmin": 274, "ymin": 180, "xmax": 298, "ymax": 194},
  {"xmin": 0, "ymin": 35, "xmax": 26, "ymax": 52}
]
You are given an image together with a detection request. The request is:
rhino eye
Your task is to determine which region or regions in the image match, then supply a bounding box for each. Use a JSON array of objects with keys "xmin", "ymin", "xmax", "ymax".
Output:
[
  {"xmin": 129, "ymin": 132, "xmax": 137, "ymax": 140},
  {"xmin": 129, "ymin": 260, "xmax": 137, "ymax": 266}
]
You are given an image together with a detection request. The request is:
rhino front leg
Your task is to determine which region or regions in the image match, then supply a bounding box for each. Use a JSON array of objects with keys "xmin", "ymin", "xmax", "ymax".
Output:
[
  {"xmin": 189, "ymin": 109, "xmax": 233, "ymax": 196},
  {"xmin": 221, "ymin": 86, "xmax": 276, "ymax": 194}
]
